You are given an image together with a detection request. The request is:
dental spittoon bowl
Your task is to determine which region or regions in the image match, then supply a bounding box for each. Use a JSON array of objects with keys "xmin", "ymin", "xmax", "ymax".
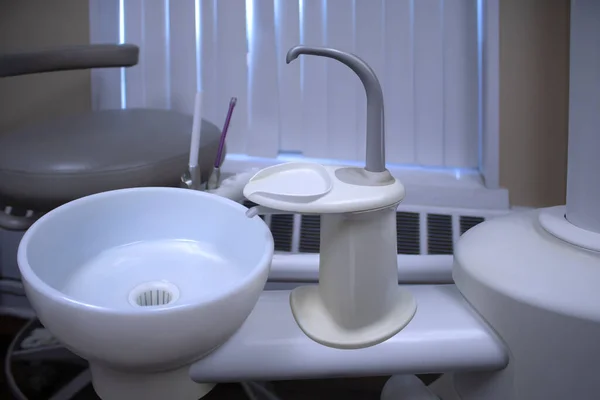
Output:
[{"xmin": 17, "ymin": 187, "xmax": 274, "ymax": 400}]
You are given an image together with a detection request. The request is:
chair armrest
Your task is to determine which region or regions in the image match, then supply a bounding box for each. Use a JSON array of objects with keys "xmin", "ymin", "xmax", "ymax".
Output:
[{"xmin": 0, "ymin": 44, "xmax": 139, "ymax": 78}]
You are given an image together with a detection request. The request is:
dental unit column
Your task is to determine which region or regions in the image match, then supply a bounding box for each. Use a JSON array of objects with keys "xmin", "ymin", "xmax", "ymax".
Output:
[
  {"xmin": 244, "ymin": 46, "xmax": 416, "ymax": 349},
  {"xmin": 565, "ymin": 0, "xmax": 600, "ymax": 235},
  {"xmin": 450, "ymin": 3, "xmax": 600, "ymax": 399}
]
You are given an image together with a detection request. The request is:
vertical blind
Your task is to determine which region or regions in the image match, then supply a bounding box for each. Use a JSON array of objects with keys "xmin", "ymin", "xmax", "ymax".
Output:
[{"xmin": 90, "ymin": 0, "xmax": 479, "ymax": 168}]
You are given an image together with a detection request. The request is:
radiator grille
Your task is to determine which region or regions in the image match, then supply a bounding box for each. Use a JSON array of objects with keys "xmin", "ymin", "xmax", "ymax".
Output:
[
  {"xmin": 396, "ymin": 212, "xmax": 420, "ymax": 255},
  {"xmin": 270, "ymin": 214, "xmax": 294, "ymax": 252},
  {"xmin": 299, "ymin": 215, "xmax": 321, "ymax": 253},
  {"xmin": 427, "ymin": 214, "xmax": 454, "ymax": 255},
  {"xmin": 243, "ymin": 200, "xmax": 490, "ymax": 256},
  {"xmin": 460, "ymin": 215, "xmax": 485, "ymax": 235}
]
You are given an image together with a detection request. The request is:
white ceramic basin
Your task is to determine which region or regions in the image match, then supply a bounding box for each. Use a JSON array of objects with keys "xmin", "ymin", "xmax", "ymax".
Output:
[{"xmin": 17, "ymin": 187, "xmax": 273, "ymax": 399}]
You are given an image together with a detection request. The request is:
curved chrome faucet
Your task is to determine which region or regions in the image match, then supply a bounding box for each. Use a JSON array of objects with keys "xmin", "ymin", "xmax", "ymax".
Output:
[{"xmin": 286, "ymin": 46, "xmax": 386, "ymax": 173}]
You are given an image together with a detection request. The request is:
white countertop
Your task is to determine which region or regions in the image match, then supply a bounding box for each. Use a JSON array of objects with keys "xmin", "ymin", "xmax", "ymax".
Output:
[{"xmin": 189, "ymin": 284, "xmax": 508, "ymax": 382}]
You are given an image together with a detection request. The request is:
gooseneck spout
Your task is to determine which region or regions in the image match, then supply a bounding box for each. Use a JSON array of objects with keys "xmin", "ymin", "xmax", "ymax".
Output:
[{"xmin": 286, "ymin": 46, "xmax": 386, "ymax": 173}]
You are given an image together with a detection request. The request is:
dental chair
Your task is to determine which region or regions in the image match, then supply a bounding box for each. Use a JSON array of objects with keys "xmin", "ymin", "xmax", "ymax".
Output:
[
  {"xmin": 0, "ymin": 43, "xmax": 222, "ymax": 231},
  {"xmin": 0, "ymin": 43, "xmax": 223, "ymax": 398}
]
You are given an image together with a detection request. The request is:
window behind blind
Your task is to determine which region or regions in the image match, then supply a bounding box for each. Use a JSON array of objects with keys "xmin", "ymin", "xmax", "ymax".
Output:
[{"xmin": 90, "ymin": 0, "xmax": 480, "ymax": 169}]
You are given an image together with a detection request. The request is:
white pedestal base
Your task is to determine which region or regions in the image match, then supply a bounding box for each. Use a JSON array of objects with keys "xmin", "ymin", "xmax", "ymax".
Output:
[
  {"xmin": 290, "ymin": 285, "xmax": 417, "ymax": 349},
  {"xmin": 452, "ymin": 207, "xmax": 600, "ymax": 400},
  {"xmin": 288, "ymin": 208, "xmax": 417, "ymax": 349},
  {"xmin": 90, "ymin": 363, "xmax": 215, "ymax": 400}
]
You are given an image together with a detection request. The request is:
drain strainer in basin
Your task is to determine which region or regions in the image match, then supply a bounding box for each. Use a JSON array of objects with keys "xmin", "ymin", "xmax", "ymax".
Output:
[{"xmin": 128, "ymin": 281, "xmax": 180, "ymax": 307}]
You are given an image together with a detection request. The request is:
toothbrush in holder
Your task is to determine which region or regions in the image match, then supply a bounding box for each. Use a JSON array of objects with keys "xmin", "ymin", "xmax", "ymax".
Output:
[{"xmin": 207, "ymin": 97, "xmax": 237, "ymax": 190}]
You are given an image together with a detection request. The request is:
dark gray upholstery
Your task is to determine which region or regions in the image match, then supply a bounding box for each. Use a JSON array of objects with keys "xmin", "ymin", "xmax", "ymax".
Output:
[
  {"xmin": 0, "ymin": 44, "xmax": 139, "ymax": 77},
  {"xmin": 0, "ymin": 109, "xmax": 223, "ymax": 211},
  {"xmin": 0, "ymin": 43, "xmax": 224, "ymax": 231}
]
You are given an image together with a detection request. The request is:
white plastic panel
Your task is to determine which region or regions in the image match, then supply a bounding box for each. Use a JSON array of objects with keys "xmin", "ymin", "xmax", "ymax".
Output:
[
  {"xmin": 266, "ymin": 253, "xmax": 454, "ymax": 283},
  {"xmin": 189, "ymin": 285, "xmax": 508, "ymax": 381}
]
